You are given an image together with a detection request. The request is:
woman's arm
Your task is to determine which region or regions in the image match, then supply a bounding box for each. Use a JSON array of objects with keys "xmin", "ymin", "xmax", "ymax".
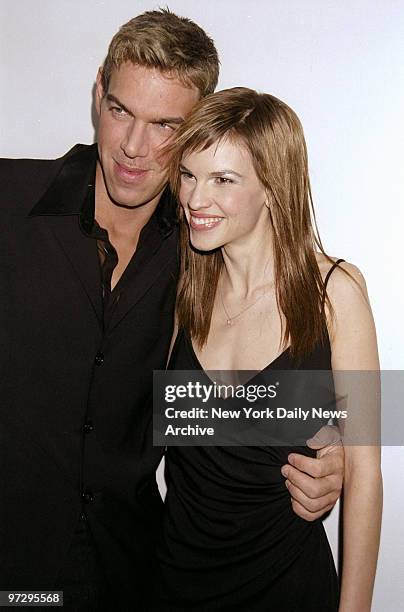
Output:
[{"xmin": 328, "ymin": 262, "xmax": 382, "ymax": 612}]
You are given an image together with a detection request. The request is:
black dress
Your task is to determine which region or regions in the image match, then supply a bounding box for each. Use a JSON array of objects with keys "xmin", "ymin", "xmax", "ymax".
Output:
[{"xmin": 156, "ymin": 268, "xmax": 341, "ymax": 612}]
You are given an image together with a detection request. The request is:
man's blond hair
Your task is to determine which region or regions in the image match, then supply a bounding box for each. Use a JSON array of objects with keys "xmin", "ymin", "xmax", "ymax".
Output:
[{"xmin": 101, "ymin": 8, "xmax": 219, "ymax": 98}]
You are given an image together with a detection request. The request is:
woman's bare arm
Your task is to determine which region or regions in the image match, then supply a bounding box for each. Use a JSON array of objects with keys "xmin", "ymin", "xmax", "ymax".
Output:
[{"xmin": 328, "ymin": 262, "xmax": 382, "ymax": 612}]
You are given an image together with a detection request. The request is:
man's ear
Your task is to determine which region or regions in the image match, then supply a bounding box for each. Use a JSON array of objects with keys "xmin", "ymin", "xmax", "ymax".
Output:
[{"xmin": 95, "ymin": 68, "xmax": 105, "ymax": 116}]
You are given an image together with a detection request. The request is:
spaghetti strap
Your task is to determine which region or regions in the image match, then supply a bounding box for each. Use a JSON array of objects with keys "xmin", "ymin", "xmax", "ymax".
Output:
[
  {"xmin": 324, "ymin": 258, "xmax": 345, "ymax": 290},
  {"xmin": 321, "ymin": 258, "xmax": 345, "ymax": 311}
]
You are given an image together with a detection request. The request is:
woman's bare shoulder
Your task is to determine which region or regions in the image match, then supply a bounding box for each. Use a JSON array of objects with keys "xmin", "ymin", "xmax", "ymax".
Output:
[
  {"xmin": 316, "ymin": 254, "xmax": 378, "ymax": 369},
  {"xmin": 316, "ymin": 253, "xmax": 368, "ymax": 301}
]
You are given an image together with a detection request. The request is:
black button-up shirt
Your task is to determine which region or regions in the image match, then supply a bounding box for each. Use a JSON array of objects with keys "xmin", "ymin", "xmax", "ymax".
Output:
[
  {"xmin": 2, "ymin": 143, "xmax": 179, "ymax": 595},
  {"xmin": 78, "ymin": 153, "xmax": 177, "ymax": 331}
]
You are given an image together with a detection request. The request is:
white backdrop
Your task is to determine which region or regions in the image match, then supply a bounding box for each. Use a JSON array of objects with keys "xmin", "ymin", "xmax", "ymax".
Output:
[{"xmin": 1, "ymin": 1, "xmax": 403, "ymax": 609}]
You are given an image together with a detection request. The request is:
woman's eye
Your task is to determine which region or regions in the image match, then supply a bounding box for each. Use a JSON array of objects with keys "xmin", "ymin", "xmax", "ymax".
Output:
[
  {"xmin": 215, "ymin": 177, "xmax": 233, "ymax": 185},
  {"xmin": 180, "ymin": 172, "xmax": 195, "ymax": 181}
]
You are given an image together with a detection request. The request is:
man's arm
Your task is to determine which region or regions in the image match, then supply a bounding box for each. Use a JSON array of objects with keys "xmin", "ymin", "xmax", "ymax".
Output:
[{"xmin": 281, "ymin": 426, "xmax": 344, "ymax": 521}]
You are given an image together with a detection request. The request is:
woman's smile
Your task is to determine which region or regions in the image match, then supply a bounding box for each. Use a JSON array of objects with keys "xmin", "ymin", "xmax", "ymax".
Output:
[{"xmin": 189, "ymin": 212, "xmax": 224, "ymax": 231}]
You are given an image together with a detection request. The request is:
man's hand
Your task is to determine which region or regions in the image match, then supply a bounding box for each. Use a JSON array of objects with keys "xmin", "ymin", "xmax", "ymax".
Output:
[{"xmin": 281, "ymin": 426, "xmax": 344, "ymax": 521}]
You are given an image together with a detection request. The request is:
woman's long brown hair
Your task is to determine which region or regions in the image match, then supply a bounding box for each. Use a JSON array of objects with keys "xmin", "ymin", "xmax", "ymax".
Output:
[{"xmin": 166, "ymin": 87, "xmax": 334, "ymax": 360}]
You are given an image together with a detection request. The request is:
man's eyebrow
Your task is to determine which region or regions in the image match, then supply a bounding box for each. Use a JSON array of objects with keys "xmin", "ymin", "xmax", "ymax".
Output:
[
  {"xmin": 152, "ymin": 116, "xmax": 185, "ymax": 125},
  {"xmin": 106, "ymin": 94, "xmax": 132, "ymax": 115},
  {"xmin": 105, "ymin": 94, "xmax": 184, "ymax": 125}
]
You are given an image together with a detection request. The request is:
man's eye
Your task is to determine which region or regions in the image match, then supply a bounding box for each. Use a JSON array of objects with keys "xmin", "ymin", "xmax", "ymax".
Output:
[
  {"xmin": 110, "ymin": 106, "xmax": 126, "ymax": 116},
  {"xmin": 158, "ymin": 122, "xmax": 175, "ymax": 131}
]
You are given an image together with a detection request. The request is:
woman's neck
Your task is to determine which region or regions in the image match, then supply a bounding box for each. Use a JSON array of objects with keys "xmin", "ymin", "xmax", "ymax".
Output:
[{"xmin": 220, "ymin": 233, "xmax": 275, "ymax": 299}]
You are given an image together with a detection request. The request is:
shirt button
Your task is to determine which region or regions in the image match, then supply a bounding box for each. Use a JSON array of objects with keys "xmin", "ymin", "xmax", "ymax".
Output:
[
  {"xmin": 81, "ymin": 491, "xmax": 95, "ymax": 504},
  {"xmin": 83, "ymin": 421, "xmax": 94, "ymax": 434},
  {"xmin": 94, "ymin": 352, "xmax": 104, "ymax": 366}
]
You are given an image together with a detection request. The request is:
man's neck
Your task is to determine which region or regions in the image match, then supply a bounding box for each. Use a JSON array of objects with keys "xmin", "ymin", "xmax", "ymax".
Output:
[
  {"xmin": 94, "ymin": 170, "xmax": 163, "ymax": 240},
  {"xmin": 94, "ymin": 164, "xmax": 165, "ymax": 288}
]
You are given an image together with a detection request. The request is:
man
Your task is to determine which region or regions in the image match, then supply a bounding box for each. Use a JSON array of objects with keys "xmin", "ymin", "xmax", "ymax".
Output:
[{"xmin": 0, "ymin": 9, "xmax": 343, "ymax": 610}]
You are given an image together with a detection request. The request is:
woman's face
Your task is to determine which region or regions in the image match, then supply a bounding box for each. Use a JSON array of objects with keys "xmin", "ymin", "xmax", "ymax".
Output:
[{"xmin": 179, "ymin": 138, "xmax": 269, "ymax": 252}]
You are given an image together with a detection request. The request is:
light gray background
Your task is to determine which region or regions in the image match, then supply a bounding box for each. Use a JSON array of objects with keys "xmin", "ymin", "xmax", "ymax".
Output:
[{"xmin": 1, "ymin": 1, "xmax": 403, "ymax": 609}]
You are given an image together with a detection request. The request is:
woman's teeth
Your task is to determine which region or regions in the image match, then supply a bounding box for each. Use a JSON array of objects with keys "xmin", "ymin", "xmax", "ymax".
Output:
[{"xmin": 191, "ymin": 216, "xmax": 223, "ymax": 227}]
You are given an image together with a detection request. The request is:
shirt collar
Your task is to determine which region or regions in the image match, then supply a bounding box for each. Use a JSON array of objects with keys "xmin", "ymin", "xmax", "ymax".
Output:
[{"xmin": 29, "ymin": 143, "xmax": 178, "ymax": 238}]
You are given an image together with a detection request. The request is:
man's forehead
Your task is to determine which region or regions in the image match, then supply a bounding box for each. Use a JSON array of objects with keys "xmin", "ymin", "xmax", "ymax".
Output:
[{"xmin": 107, "ymin": 62, "xmax": 200, "ymax": 117}]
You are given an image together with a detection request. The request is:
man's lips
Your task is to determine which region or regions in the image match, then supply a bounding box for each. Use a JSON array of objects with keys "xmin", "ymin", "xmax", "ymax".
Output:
[
  {"xmin": 114, "ymin": 161, "xmax": 151, "ymax": 182},
  {"xmin": 189, "ymin": 213, "xmax": 224, "ymax": 231}
]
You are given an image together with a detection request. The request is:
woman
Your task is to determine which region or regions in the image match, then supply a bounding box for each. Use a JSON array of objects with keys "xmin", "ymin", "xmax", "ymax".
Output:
[{"xmin": 156, "ymin": 88, "xmax": 382, "ymax": 611}]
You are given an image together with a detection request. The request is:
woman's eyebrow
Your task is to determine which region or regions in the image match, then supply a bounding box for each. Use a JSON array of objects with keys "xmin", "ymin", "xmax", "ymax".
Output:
[
  {"xmin": 179, "ymin": 164, "xmax": 242, "ymax": 177},
  {"xmin": 208, "ymin": 170, "xmax": 243, "ymax": 178}
]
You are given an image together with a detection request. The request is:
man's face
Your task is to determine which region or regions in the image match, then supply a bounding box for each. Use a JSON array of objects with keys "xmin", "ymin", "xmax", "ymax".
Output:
[{"xmin": 96, "ymin": 62, "xmax": 200, "ymax": 209}]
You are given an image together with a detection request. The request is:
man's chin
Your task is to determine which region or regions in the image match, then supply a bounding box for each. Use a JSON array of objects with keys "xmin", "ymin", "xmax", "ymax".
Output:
[{"xmin": 107, "ymin": 184, "xmax": 165, "ymax": 210}]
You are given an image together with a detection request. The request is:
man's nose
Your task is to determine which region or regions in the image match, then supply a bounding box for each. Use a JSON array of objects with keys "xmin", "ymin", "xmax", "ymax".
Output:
[{"xmin": 121, "ymin": 120, "xmax": 149, "ymax": 158}]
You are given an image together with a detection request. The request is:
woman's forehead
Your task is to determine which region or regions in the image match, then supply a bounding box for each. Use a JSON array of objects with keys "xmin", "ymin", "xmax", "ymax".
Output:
[{"xmin": 182, "ymin": 135, "xmax": 250, "ymax": 162}]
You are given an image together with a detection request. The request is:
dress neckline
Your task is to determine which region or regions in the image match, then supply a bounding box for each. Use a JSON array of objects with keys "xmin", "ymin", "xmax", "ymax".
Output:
[
  {"xmin": 174, "ymin": 259, "xmax": 343, "ymax": 380},
  {"xmin": 183, "ymin": 328, "xmax": 291, "ymax": 376}
]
